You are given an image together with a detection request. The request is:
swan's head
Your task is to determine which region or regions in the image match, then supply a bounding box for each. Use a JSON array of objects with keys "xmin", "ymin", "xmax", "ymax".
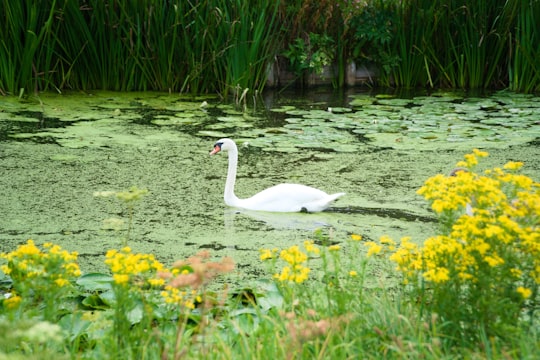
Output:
[{"xmin": 209, "ymin": 138, "xmax": 236, "ymax": 155}]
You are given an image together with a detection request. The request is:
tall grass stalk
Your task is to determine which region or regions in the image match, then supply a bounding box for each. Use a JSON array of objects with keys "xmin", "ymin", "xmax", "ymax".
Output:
[
  {"xmin": 386, "ymin": 0, "xmax": 433, "ymax": 88},
  {"xmin": 510, "ymin": 0, "xmax": 540, "ymax": 93},
  {"xmin": 0, "ymin": 1, "xmax": 281, "ymax": 95},
  {"xmin": 438, "ymin": 1, "xmax": 518, "ymax": 89},
  {"xmin": 385, "ymin": 0, "xmax": 523, "ymax": 90},
  {"xmin": 216, "ymin": 0, "xmax": 282, "ymax": 97},
  {"xmin": 0, "ymin": 0, "xmax": 59, "ymax": 95}
]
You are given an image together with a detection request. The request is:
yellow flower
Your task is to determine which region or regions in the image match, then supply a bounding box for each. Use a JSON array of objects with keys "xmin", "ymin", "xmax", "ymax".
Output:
[
  {"xmin": 4, "ymin": 295, "xmax": 22, "ymax": 309},
  {"xmin": 54, "ymin": 278, "xmax": 70, "ymax": 287},
  {"xmin": 280, "ymin": 246, "xmax": 308, "ymax": 265},
  {"xmin": 148, "ymin": 278, "xmax": 165, "ymax": 287},
  {"xmin": 113, "ymin": 274, "xmax": 130, "ymax": 285},
  {"xmin": 12, "ymin": 239, "xmax": 41, "ymax": 257},
  {"xmin": 516, "ymin": 286, "xmax": 532, "ymax": 299},
  {"xmin": 275, "ymin": 266, "xmax": 291, "ymax": 282},
  {"xmin": 105, "ymin": 249, "xmax": 118, "ymax": 258},
  {"xmin": 1, "ymin": 264, "xmax": 11, "ymax": 275},
  {"xmin": 303, "ymin": 241, "xmax": 320, "ymax": 255},
  {"xmin": 274, "ymin": 264, "xmax": 310, "ymax": 284},
  {"xmin": 349, "ymin": 270, "xmax": 358, "ymax": 277},
  {"xmin": 328, "ymin": 245, "xmax": 340, "ymax": 252},
  {"xmin": 380, "ymin": 235, "xmax": 396, "ymax": 246},
  {"xmin": 484, "ymin": 255, "xmax": 504, "ymax": 267},
  {"xmin": 423, "ymin": 267, "xmax": 450, "ymax": 283},
  {"xmin": 510, "ymin": 268, "xmax": 522, "ymax": 278},
  {"xmin": 365, "ymin": 242, "xmax": 382, "ymax": 257},
  {"xmin": 294, "ymin": 265, "xmax": 310, "ymax": 283},
  {"xmin": 259, "ymin": 249, "xmax": 275, "ymax": 261},
  {"xmin": 65, "ymin": 262, "xmax": 82, "ymax": 277},
  {"xmin": 351, "ymin": 234, "xmax": 362, "ymax": 241},
  {"xmin": 503, "ymin": 161, "xmax": 523, "ymax": 171},
  {"xmin": 472, "ymin": 148, "xmax": 489, "ymax": 158}
]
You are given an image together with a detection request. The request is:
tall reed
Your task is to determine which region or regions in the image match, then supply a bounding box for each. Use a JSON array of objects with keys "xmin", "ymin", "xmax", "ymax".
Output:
[
  {"xmin": 386, "ymin": 0, "xmax": 434, "ymax": 88},
  {"xmin": 0, "ymin": 0, "xmax": 60, "ymax": 95},
  {"xmin": 212, "ymin": 0, "xmax": 282, "ymax": 96},
  {"xmin": 1, "ymin": 0, "xmax": 539, "ymax": 94},
  {"xmin": 510, "ymin": 0, "xmax": 540, "ymax": 93},
  {"xmin": 0, "ymin": 0, "xmax": 281, "ymax": 95},
  {"xmin": 437, "ymin": 1, "xmax": 518, "ymax": 89},
  {"xmin": 385, "ymin": 0, "xmax": 522, "ymax": 90}
]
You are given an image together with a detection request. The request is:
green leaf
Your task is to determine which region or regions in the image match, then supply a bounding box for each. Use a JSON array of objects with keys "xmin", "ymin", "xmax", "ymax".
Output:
[{"xmin": 76, "ymin": 273, "xmax": 113, "ymax": 292}]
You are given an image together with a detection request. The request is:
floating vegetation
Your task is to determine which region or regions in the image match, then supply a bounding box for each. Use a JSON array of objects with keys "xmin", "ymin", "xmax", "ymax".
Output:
[{"xmin": 0, "ymin": 90, "xmax": 539, "ymax": 152}]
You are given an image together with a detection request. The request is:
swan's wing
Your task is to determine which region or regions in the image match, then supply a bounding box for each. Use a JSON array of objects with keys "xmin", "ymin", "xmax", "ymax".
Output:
[{"xmin": 239, "ymin": 184, "xmax": 344, "ymax": 212}]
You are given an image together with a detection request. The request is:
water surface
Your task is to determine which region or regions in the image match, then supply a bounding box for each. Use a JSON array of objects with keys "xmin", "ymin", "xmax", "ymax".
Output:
[{"xmin": 1, "ymin": 89, "xmax": 539, "ymax": 286}]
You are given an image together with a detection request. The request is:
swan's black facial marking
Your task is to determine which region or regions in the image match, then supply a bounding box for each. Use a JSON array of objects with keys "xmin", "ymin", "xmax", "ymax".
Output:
[{"xmin": 209, "ymin": 142, "xmax": 224, "ymax": 155}]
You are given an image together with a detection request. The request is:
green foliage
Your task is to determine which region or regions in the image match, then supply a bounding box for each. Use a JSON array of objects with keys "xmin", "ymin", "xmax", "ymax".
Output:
[
  {"xmin": 1, "ymin": 1, "xmax": 540, "ymax": 94},
  {"xmin": 348, "ymin": 0, "xmax": 400, "ymax": 85},
  {"xmin": 282, "ymin": 33, "xmax": 336, "ymax": 80},
  {"xmin": 381, "ymin": 0, "xmax": 532, "ymax": 90},
  {"xmin": 0, "ymin": 0, "xmax": 281, "ymax": 96},
  {"xmin": 510, "ymin": 0, "xmax": 540, "ymax": 93}
]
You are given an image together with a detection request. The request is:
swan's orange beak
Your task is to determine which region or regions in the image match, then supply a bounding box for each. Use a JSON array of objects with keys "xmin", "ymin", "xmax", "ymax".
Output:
[{"xmin": 209, "ymin": 145, "xmax": 221, "ymax": 155}]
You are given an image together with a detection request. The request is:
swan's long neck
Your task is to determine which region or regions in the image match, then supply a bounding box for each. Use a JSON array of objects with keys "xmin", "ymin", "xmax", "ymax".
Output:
[{"xmin": 224, "ymin": 146, "xmax": 240, "ymax": 206}]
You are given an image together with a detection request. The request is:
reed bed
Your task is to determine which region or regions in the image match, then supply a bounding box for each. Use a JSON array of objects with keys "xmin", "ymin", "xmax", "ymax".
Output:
[
  {"xmin": 0, "ymin": 0, "xmax": 281, "ymax": 96},
  {"xmin": 0, "ymin": 0, "xmax": 539, "ymax": 95}
]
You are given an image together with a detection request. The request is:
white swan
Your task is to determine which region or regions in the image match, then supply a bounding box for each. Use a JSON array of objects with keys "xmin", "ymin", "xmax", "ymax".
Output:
[{"xmin": 210, "ymin": 138, "xmax": 345, "ymax": 212}]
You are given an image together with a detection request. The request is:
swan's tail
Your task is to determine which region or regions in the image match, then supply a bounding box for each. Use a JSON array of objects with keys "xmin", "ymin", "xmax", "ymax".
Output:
[
  {"xmin": 304, "ymin": 192, "xmax": 345, "ymax": 212},
  {"xmin": 329, "ymin": 192, "xmax": 346, "ymax": 201}
]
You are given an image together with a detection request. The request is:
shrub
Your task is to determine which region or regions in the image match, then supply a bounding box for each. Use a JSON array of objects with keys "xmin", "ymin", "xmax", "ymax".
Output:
[{"xmin": 385, "ymin": 150, "xmax": 539, "ymax": 343}]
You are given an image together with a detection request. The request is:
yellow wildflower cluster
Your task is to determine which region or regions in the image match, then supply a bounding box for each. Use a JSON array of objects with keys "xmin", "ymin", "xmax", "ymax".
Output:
[
  {"xmin": 1, "ymin": 240, "xmax": 81, "ymax": 290},
  {"xmin": 260, "ymin": 248, "xmax": 279, "ymax": 261},
  {"xmin": 389, "ymin": 150, "xmax": 540, "ymax": 299},
  {"xmin": 160, "ymin": 285, "xmax": 200, "ymax": 309},
  {"xmin": 105, "ymin": 247, "xmax": 164, "ymax": 286},
  {"xmin": 271, "ymin": 241, "xmax": 320, "ymax": 284},
  {"xmin": 363, "ymin": 235, "xmax": 396, "ymax": 258}
]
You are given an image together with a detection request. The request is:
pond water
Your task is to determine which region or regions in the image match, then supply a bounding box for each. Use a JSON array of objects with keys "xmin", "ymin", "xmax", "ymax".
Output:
[{"xmin": 1, "ymin": 88, "xmax": 539, "ymax": 287}]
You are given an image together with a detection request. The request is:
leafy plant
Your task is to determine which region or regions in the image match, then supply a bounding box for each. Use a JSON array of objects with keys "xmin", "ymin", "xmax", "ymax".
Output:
[
  {"xmin": 510, "ymin": 0, "xmax": 540, "ymax": 93},
  {"xmin": 282, "ymin": 33, "xmax": 336, "ymax": 84},
  {"xmin": 0, "ymin": 240, "xmax": 80, "ymax": 321},
  {"xmin": 349, "ymin": 0, "xmax": 400, "ymax": 85},
  {"xmin": 384, "ymin": 150, "xmax": 540, "ymax": 342}
]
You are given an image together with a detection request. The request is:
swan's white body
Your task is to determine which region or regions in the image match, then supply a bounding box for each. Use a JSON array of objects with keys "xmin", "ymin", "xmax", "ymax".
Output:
[{"xmin": 210, "ymin": 138, "xmax": 345, "ymax": 212}]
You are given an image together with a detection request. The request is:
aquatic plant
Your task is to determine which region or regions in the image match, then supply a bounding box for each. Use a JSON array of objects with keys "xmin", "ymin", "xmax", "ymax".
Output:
[
  {"xmin": 1, "ymin": 1, "xmax": 540, "ymax": 94},
  {"xmin": 94, "ymin": 186, "xmax": 148, "ymax": 245},
  {"xmin": 282, "ymin": 33, "xmax": 336, "ymax": 84},
  {"xmin": 0, "ymin": 0, "xmax": 281, "ymax": 96},
  {"xmin": 510, "ymin": 0, "xmax": 540, "ymax": 93}
]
